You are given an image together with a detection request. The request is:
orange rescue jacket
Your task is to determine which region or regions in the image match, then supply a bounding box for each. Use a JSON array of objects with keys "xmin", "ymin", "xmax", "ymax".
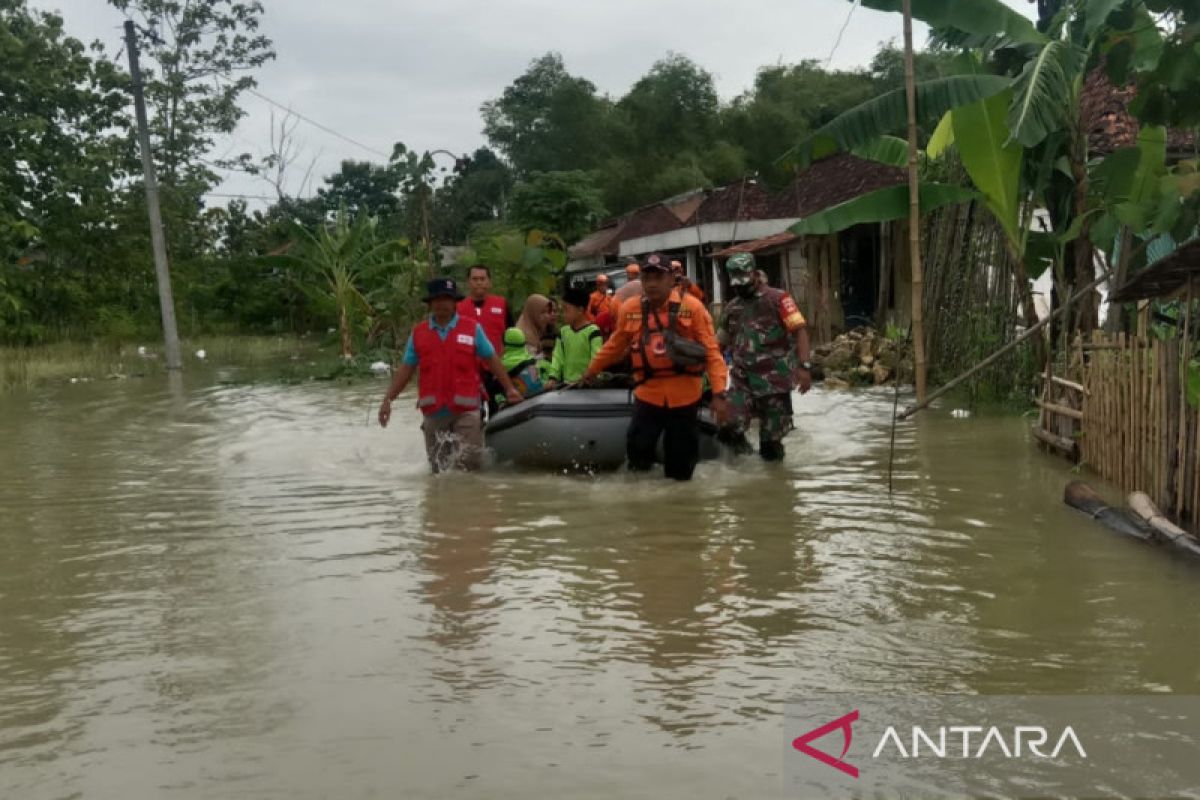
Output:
[{"xmin": 588, "ymin": 290, "xmax": 727, "ymax": 408}]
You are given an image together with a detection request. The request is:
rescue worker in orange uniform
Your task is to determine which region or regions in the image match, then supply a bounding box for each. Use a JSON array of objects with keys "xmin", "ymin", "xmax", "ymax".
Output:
[
  {"xmin": 671, "ymin": 259, "xmax": 706, "ymax": 303},
  {"xmin": 624, "ymin": 261, "xmax": 640, "ymax": 284},
  {"xmin": 380, "ymin": 277, "xmax": 523, "ymax": 472},
  {"xmin": 583, "ymin": 253, "xmax": 730, "ymax": 481},
  {"xmin": 587, "ymin": 273, "xmax": 613, "ymax": 321}
]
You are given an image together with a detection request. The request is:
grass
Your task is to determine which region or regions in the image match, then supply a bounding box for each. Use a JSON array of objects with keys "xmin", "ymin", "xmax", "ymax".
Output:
[{"xmin": 0, "ymin": 334, "xmax": 359, "ymax": 394}]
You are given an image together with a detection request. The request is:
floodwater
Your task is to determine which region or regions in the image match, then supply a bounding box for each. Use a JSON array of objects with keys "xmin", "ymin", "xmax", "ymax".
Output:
[{"xmin": 2, "ymin": 371, "xmax": 1200, "ymax": 799}]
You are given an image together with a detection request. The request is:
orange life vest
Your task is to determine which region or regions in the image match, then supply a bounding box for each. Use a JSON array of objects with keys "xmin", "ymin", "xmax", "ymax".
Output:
[
  {"xmin": 628, "ymin": 296, "xmax": 705, "ymax": 385},
  {"xmin": 587, "ymin": 290, "xmax": 611, "ymax": 320},
  {"xmin": 413, "ymin": 316, "xmax": 482, "ymax": 416}
]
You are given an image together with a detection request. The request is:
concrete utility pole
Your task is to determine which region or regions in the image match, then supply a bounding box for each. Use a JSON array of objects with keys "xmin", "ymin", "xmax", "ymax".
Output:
[
  {"xmin": 902, "ymin": 0, "xmax": 926, "ymax": 404},
  {"xmin": 124, "ymin": 20, "xmax": 182, "ymax": 371}
]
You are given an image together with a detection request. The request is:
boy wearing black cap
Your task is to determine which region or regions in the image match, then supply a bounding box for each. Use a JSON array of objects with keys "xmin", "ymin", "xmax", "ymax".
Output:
[
  {"xmin": 379, "ymin": 277, "xmax": 523, "ymax": 472},
  {"xmin": 546, "ymin": 287, "xmax": 603, "ymax": 385}
]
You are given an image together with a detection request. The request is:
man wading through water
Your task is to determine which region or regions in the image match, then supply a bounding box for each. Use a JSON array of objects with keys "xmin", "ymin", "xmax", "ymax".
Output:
[
  {"xmin": 379, "ymin": 278, "xmax": 523, "ymax": 472},
  {"xmin": 457, "ymin": 263, "xmax": 513, "ymax": 416},
  {"xmin": 583, "ymin": 253, "xmax": 730, "ymax": 481},
  {"xmin": 717, "ymin": 252, "xmax": 812, "ymax": 461}
]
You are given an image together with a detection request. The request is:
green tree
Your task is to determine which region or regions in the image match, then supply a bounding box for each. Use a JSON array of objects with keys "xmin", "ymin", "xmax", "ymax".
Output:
[
  {"xmin": 431, "ymin": 147, "xmax": 513, "ymax": 243},
  {"xmin": 1, "ymin": 0, "xmax": 135, "ymax": 342},
  {"xmin": 481, "ymin": 52, "xmax": 614, "ymax": 175},
  {"xmin": 109, "ymin": 0, "xmax": 275, "ymax": 257},
  {"xmin": 316, "ymin": 160, "xmax": 403, "ymax": 218},
  {"xmin": 619, "ymin": 53, "xmax": 720, "ymax": 160},
  {"xmin": 508, "ymin": 171, "xmax": 606, "ymax": 242}
]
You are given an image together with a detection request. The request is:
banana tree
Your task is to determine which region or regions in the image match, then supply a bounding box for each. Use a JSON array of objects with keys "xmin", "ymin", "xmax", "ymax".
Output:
[
  {"xmin": 454, "ymin": 227, "xmax": 568, "ymax": 309},
  {"xmin": 797, "ymin": 0, "xmax": 1183, "ymax": 353},
  {"xmin": 286, "ymin": 209, "xmax": 409, "ymax": 359}
]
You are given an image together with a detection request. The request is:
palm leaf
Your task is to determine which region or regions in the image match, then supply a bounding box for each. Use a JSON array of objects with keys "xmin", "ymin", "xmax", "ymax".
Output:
[
  {"xmin": 785, "ymin": 75, "xmax": 1012, "ymax": 165},
  {"xmin": 1007, "ymin": 40, "xmax": 1085, "ymax": 148},
  {"xmin": 788, "ymin": 183, "xmax": 978, "ymax": 236},
  {"xmin": 861, "ymin": 0, "xmax": 1044, "ymax": 44}
]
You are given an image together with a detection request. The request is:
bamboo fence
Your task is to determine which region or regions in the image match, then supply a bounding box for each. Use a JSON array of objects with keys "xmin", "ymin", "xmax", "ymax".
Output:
[{"xmin": 1080, "ymin": 328, "xmax": 1200, "ymax": 532}]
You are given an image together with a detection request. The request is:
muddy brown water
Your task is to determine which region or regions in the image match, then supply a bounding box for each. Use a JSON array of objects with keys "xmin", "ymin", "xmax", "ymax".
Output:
[{"xmin": 2, "ymin": 373, "xmax": 1199, "ymax": 799}]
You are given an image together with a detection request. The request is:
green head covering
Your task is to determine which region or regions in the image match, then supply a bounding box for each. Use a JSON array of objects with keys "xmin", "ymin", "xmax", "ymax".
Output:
[
  {"xmin": 503, "ymin": 327, "xmax": 526, "ymax": 348},
  {"xmin": 724, "ymin": 252, "xmax": 756, "ymax": 286}
]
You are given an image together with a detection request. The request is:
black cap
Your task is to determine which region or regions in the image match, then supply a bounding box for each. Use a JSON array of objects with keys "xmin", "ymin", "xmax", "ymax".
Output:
[
  {"xmin": 641, "ymin": 252, "xmax": 671, "ymax": 273},
  {"xmin": 562, "ymin": 286, "xmax": 591, "ymax": 309},
  {"xmin": 423, "ymin": 277, "xmax": 463, "ymax": 302}
]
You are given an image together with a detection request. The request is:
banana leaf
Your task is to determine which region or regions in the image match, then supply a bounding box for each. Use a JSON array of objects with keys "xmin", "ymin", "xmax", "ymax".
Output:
[
  {"xmin": 786, "ymin": 74, "xmax": 1012, "ymax": 166},
  {"xmin": 789, "ymin": 183, "xmax": 977, "ymax": 236},
  {"xmin": 861, "ymin": 0, "xmax": 1044, "ymax": 45}
]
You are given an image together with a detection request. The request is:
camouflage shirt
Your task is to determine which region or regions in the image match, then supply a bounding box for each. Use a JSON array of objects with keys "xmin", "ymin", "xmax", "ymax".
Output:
[{"xmin": 719, "ymin": 287, "xmax": 806, "ymax": 397}]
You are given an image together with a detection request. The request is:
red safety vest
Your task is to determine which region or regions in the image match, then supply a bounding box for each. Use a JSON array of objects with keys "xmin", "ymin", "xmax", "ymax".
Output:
[
  {"xmin": 457, "ymin": 295, "xmax": 508, "ymax": 352},
  {"xmin": 413, "ymin": 316, "xmax": 482, "ymax": 416}
]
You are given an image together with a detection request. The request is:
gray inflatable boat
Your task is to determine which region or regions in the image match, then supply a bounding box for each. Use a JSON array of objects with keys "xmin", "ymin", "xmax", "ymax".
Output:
[{"xmin": 485, "ymin": 387, "xmax": 722, "ymax": 470}]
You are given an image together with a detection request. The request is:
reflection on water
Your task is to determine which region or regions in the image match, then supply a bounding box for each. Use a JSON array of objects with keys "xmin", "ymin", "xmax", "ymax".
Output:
[{"xmin": 2, "ymin": 375, "xmax": 1200, "ymax": 798}]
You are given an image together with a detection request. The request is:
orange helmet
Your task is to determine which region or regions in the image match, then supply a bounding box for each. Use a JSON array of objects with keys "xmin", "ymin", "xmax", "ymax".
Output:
[{"xmin": 625, "ymin": 262, "xmax": 640, "ymax": 277}]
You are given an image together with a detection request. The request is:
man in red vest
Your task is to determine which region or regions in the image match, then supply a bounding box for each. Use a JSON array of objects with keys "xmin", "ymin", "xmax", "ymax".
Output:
[
  {"xmin": 457, "ymin": 264, "xmax": 511, "ymax": 352},
  {"xmin": 380, "ymin": 277, "xmax": 523, "ymax": 472}
]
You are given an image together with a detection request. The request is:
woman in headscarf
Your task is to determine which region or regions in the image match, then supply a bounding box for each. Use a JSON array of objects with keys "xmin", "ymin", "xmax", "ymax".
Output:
[{"xmin": 516, "ymin": 294, "xmax": 555, "ymax": 358}]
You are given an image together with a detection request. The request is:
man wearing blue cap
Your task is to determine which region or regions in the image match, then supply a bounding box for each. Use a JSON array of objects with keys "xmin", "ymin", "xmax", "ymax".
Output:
[{"xmin": 379, "ymin": 277, "xmax": 523, "ymax": 472}]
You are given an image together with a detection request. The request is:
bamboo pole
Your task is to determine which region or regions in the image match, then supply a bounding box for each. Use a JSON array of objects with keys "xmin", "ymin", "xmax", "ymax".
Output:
[
  {"xmin": 902, "ymin": 0, "xmax": 927, "ymax": 403},
  {"xmin": 1176, "ymin": 282, "xmax": 1192, "ymax": 518},
  {"xmin": 899, "ymin": 270, "xmax": 1112, "ymax": 420}
]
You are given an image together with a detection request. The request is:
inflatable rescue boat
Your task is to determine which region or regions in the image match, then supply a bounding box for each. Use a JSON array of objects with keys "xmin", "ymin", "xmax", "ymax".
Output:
[{"xmin": 485, "ymin": 387, "xmax": 723, "ymax": 470}]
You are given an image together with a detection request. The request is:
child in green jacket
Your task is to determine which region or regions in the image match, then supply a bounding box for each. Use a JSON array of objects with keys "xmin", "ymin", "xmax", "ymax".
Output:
[
  {"xmin": 547, "ymin": 287, "xmax": 603, "ymax": 385},
  {"xmin": 494, "ymin": 327, "xmax": 546, "ymax": 405}
]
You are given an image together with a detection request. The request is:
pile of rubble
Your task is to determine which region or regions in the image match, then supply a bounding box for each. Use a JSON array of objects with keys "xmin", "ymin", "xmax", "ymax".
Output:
[{"xmin": 812, "ymin": 327, "xmax": 913, "ymax": 389}]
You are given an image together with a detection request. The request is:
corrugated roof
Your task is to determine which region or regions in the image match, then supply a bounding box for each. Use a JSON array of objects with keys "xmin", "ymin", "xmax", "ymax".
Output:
[
  {"xmin": 1080, "ymin": 68, "xmax": 1197, "ymax": 155},
  {"xmin": 768, "ymin": 153, "xmax": 906, "ymax": 219},
  {"xmin": 712, "ymin": 231, "xmax": 798, "ymax": 257},
  {"xmin": 1109, "ymin": 239, "xmax": 1200, "ymax": 302}
]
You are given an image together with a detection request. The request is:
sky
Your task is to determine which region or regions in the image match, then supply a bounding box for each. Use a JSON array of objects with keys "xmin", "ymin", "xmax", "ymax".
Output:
[{"xmin": 32, "ymin": 0, "xmax": 1037, "ymax": 209}]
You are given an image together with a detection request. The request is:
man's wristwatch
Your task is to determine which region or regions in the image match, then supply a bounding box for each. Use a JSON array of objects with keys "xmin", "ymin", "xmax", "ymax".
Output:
[{"xmin": 799, "ymin": 361, "xmax": 813, "ymax": 371}]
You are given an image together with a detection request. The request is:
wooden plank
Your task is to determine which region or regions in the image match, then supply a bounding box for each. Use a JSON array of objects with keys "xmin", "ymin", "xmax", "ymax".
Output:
[
  {"xmin": 1034, "ymin": 426, "xmax": 1078, "ymax": 456},
  {"xmin": 1037, "ymin": 399, "xmax": 1084, "ymax": 420},
  {"xmin": 1038, "ymin": 372, "xmax": 1088, "ymax": 394}
]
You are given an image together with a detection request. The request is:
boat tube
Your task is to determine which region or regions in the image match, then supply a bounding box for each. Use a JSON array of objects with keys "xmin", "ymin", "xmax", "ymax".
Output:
[{"xmin": 485, "ymin": 387, "xmax": 722, "ymax": 470}]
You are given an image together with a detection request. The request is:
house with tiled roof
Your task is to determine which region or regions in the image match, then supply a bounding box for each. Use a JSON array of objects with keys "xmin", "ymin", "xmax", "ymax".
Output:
[{"xmin": 569, "ymin": 153, "xmax": 915, "ymax": 342}]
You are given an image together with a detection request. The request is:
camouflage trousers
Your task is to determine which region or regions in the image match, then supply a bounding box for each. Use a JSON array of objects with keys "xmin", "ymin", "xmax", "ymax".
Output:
[{"xmin": 726, "ymin": 387, "xmax": 794, "ymax": 443}]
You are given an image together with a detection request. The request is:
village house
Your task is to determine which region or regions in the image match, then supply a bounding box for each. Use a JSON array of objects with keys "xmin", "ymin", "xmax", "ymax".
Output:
[{"xmin": 567, "ymin": 153, "xmax": 912, "ymax": 343}]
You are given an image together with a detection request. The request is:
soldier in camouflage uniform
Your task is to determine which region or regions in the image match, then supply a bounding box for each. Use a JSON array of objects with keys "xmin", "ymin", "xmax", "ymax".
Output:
[{"xmin": 717, "ymin": 252, "xmax": 813, "ymax": 461}]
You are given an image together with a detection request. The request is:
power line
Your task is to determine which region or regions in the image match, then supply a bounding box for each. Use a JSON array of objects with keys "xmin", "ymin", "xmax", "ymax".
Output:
[
  {"xmin": 237, "ymin": 84, "xmax": 392, "ymax": 160},
  {"xmin": 826, "ymin": 0, "xmax": 861, "ymax": 67},
  {"xmin": 204, "ymin": 191, "xmax": 278, "ymax": 200}
]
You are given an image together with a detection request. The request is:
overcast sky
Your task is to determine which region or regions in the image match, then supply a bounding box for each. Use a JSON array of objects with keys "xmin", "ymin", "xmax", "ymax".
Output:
[{"xmin": 33, "ymin": 0, "xmax": 1035, "ymax": 209}]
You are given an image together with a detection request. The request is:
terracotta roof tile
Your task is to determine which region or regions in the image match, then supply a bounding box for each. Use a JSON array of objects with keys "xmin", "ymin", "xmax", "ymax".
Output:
[
  {"xmin": 685, "ymin": 180, "xmax": 773, "ymax": 226},
  {"xmin": 1081, "ymin": 67, "xmax": 1196, "ymax": 155},
  {"xmin": 768, "ymin": 153, "xmax": 906, "ymax": 219}
]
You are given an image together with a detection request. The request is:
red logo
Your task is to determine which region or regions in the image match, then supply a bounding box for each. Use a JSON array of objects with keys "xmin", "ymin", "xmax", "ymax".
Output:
[{"xmin": 792, "ymin": 710, "xmax": 860, "ymax": 779}]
